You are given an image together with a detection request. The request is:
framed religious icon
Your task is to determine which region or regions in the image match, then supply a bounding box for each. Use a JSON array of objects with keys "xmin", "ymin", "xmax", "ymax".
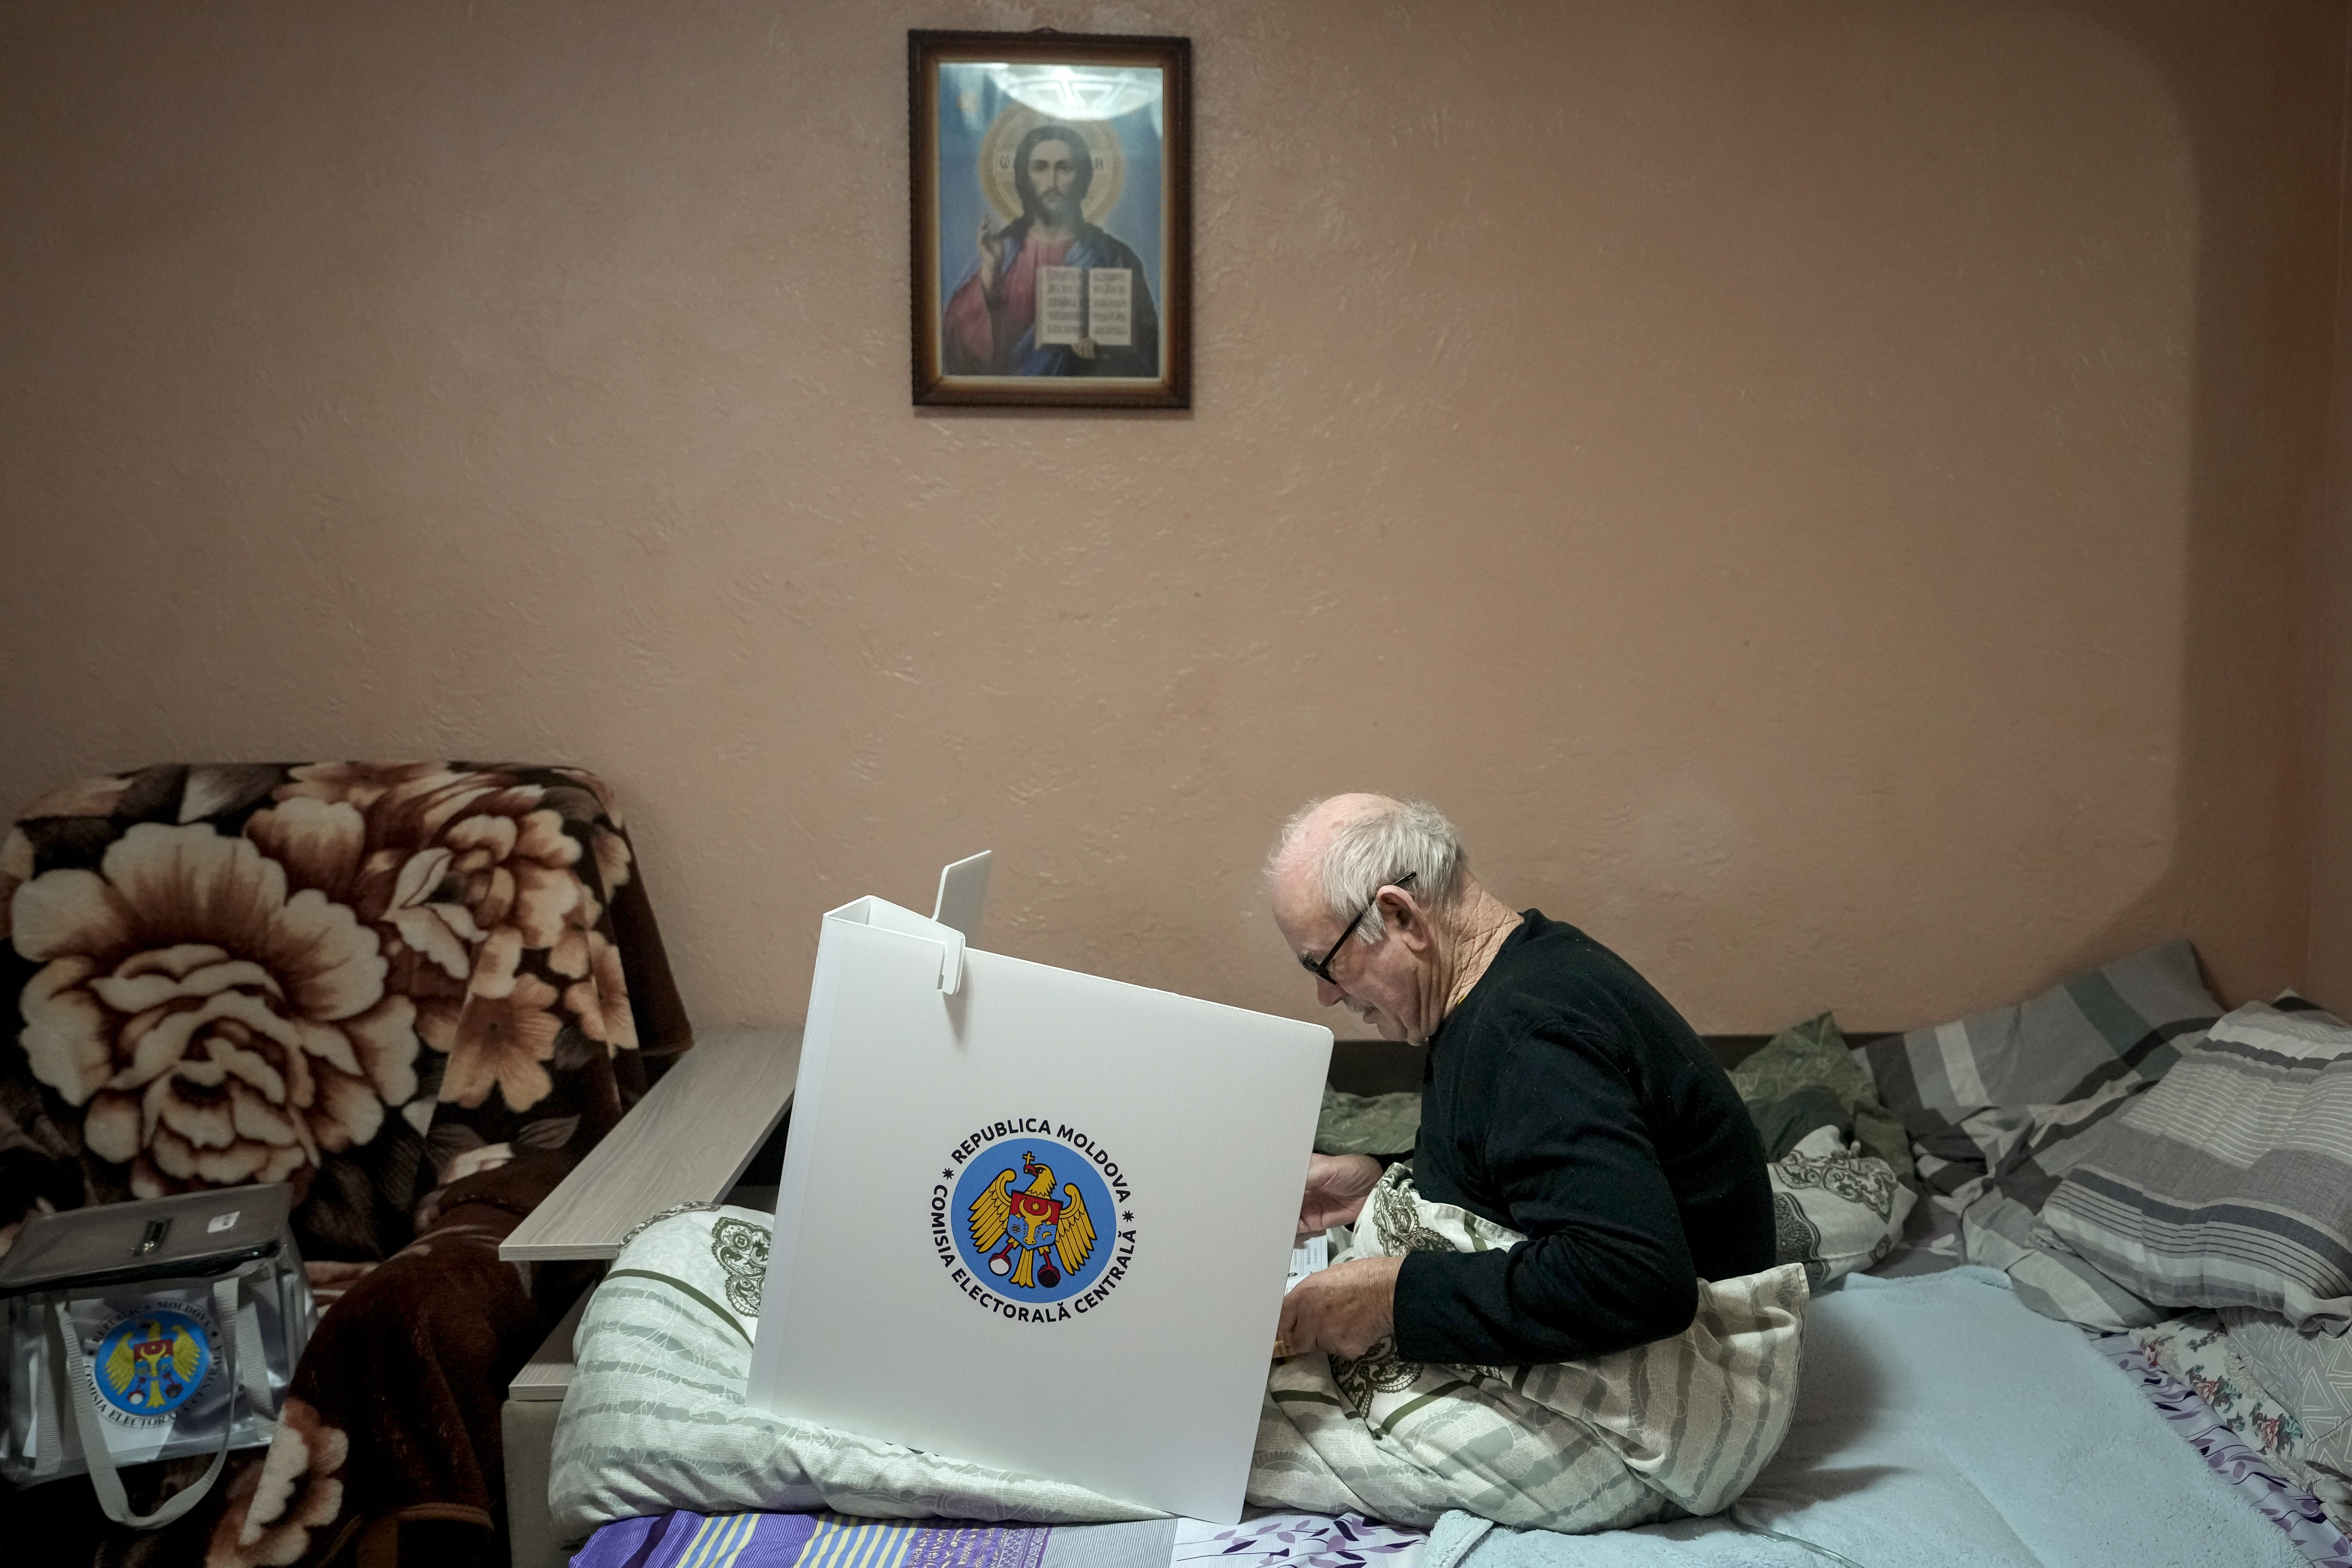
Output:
[{"xmin": 908, "ymin": 31, "xmax": 1191, "ymax": 408}]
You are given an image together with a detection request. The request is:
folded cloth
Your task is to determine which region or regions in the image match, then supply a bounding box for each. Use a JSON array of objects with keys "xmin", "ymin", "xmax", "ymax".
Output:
[
  {"xmin": 2134, "ymin": 1310, "xmax": 2352, "ymax": 1535},
  {"xmin": 1248, "ymin": 1166, "xmax": 1809, "ymax": 1531},
  {"xmin": 2099, "ymin": 1329, "xmax": 2352, "ymax": 1562}
]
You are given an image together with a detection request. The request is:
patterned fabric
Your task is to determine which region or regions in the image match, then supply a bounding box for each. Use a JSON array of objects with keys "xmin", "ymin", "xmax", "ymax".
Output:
[
  {"xmin": 1729, "ymin": 1011, "xmax": 1913, "ymax": 1185},
  {"xmin": 576, "ymin": 1506, "xmax": 1421, "ymax": 1568},
  {"xmin": 2096, "ymin": 1333, "xmax": 2352, "ymax": 1567},
  {"xmin": 1850, "ymin": 942, "xmax": 2222, "ymax": 1333},
  {"xmin": 1173, "ymin": 1511, "xmax": 1424, "ymax": 1568},
  {"xmin": 1858, "ymin": 938, "xmax": 2220, "ymax": 1191},
  {"xmin": 1313, "ymin": 1088, "xmax": 1423, "ymax": 1158},
  {"xmin": 553, "ymin": 1206, "xmax": 1155, "ymax": 1537},
  {"xmin": 2133, "ymin": 1310, "xmax": 2352, "ymax": 1536},
  {"xmin": 2219, "ymin": 1308, "xmax": 2352, "ymax": 1505},
  {"xmin": 1249, "ymin": 1166, "xmax": 1809, "ymax": 1531},
  {"xmin": 1936, "ymin": 1083, "xmax": 2175, "ymax": 1330},
  {"xmin": 2045, "ymin": 1000, "xmax": 2352, "ymax": 1330},
  {"xmin": 0, "ymin": 761, "xmax": 688, "ymax": 1265},
  {"xmin": 572, "ymin": 1510, "xmax": 1057, "ymax": 1568},
  {"xmin": 1765, "ymin": 1125, "xmax": 1914, "ymax": 1290},
  {"xmin": 0, "ymin": 761, "xmax": 688, "ymax": 1567}
]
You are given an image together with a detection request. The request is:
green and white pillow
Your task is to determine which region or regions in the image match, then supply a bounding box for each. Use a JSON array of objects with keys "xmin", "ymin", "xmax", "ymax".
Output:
[{"xmin": 1767, "ymin": 1125, "xmax": 1915, "ymax": 1290}]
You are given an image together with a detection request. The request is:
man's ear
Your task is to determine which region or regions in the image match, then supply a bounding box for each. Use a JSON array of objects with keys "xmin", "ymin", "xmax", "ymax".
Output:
[{"xmin": 1379, "ymin": 886, "xmax": 1434, "ymax": 951}]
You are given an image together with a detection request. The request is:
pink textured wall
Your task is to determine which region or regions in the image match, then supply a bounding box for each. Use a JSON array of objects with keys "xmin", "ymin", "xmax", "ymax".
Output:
[
  {"xmin": 0, "ymin": 2, "xmax": 2340, "ymax": 1035},
  {"xmin": 2312, "ymin": 477, "xmax": 2352, "ymax": 1013},
  {"xmin": 2308, "ymin": 15, "xmax": 2352, "ymax": 1020}
]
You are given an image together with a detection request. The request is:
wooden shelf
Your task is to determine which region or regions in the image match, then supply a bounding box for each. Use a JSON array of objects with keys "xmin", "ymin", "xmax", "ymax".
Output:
[{"xmin": 499, "ymin": 1025, "xmax": 802, "ymax": 1263}]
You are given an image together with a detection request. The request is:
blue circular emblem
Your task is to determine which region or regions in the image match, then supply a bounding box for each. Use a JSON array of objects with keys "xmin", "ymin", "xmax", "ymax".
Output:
[
  {"xmin": 91, "ymin": 1307, "xmax": 212, "ymax": 1419},
  {"xmin": 939, "ymin": 1124, "xmax": 1132, "ymax": 1316}
]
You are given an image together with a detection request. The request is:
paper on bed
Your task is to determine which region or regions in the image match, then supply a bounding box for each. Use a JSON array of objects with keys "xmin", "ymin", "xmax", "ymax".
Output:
[
  {"xmin": 747, "ymin": 884, "xmax": 1331, "ymax": 1524},
  {"xmin": 1285, "ymin": 1234, "xmax": 1330, "ymax": 1293}
]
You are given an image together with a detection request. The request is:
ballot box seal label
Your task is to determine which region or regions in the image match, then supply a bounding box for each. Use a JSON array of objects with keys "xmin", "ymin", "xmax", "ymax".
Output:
[{"xmin": 936, "ymin": 1121, "xmax": 1137, "ymax": 1319}]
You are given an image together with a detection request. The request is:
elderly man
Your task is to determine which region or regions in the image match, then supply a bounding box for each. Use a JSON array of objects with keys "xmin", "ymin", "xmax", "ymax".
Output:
[{"xmin": 1270, "ymin": 794, "xmax": 1774, "ymax": 1366}]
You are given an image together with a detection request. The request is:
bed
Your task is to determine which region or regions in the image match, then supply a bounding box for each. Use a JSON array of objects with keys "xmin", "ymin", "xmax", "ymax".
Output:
[{"xmin": 543, "ymin": 940, "xmax": 2352, "ymax": 1568}]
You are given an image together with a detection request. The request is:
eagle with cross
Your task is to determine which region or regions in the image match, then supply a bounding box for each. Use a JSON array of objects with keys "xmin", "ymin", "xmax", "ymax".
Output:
[
  {"xmin": 968, "ymin": 1150, "xmax": 1097, "ymax": 1290},
  {"xmin": 104, "ymin": 1318, "xmax": 203, "ymax": 1412}
]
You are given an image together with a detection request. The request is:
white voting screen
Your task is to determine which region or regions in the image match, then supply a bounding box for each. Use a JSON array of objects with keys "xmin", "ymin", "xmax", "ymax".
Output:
[{"xmin": 747, "ymin": 881, "xmax": 1331, "ymax": 1522}]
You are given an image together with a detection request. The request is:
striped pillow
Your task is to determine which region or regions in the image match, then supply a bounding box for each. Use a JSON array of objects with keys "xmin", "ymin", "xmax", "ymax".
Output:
[
  {"xmin": 1859, "ymin": 938, "xmax": 2219, "ymax": 1126},
  {"xmin": 2042, "ymin": 1001, "xmax": 2352, "ymax": 1331}
]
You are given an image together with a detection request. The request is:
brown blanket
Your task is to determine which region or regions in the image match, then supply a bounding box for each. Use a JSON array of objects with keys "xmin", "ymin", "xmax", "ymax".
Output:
[{"xmin": 1, "ymin": 761, "xmax": 691, "ymax": 1566}]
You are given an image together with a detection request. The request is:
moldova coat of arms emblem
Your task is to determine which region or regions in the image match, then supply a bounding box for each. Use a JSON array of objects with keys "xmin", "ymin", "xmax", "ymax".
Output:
[
  {"xmin": 936, "ymin": 1122, "xmax": 1135, "ymax": 1321},
  {"xmin": 968, "ymin": 1149, "xmax": 1097, "ymax": 1289},
  {"xmin": 91, "ymin": 1306, "xmax": 212, "ymax": 1420}
]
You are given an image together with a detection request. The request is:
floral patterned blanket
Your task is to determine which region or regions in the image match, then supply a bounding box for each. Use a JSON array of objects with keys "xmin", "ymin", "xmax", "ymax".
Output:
[
  {"xmin": 0, "ymin": 761, "xmax": 691, "ymax": 1565},
  {"xmin": 2133, "ymin": 1311, "xmax": 2352, "ymax": 1541}
]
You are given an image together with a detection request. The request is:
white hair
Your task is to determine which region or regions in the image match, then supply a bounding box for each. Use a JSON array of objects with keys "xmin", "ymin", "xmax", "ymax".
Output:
[{"xmin": 1269, "ymin": 795, "xmax": 1468, "ymax": 946}]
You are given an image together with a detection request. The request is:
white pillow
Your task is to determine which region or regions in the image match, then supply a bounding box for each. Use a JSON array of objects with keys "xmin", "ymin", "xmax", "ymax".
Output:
[{"xmin": 1770, "ymin": 1125, "xmax": 1916, "ymax": 1289}]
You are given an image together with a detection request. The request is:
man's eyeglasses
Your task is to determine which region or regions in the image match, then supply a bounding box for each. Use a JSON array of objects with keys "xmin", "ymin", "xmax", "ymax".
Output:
[{"xmin": 1301, "ymin": 872, "xmax": 1417, "ymax": 985}]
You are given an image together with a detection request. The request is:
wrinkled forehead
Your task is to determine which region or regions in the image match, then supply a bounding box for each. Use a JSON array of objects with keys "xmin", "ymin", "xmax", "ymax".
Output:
[{"xmin": 1268, "ymin": 861, "xmax": 1342, "ymax": 947}]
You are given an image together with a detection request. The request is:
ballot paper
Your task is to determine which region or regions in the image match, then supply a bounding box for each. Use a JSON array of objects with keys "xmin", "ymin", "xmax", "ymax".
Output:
[{"xmin": 1284, "ymin": 1234, "xmax": 1329, "ymax": 1293}]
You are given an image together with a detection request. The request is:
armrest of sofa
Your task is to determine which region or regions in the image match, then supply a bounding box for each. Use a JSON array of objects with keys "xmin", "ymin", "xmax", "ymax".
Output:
[
  {"xmin": 499, "ymin": 1024, "xmax": 803, "ymax": 1263},
  {"xmin": 502, "ymin": 1026, "xmax": 801, "ymax": 1567}
]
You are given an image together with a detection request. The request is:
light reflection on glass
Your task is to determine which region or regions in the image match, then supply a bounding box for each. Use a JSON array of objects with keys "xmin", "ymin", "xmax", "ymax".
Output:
[{"xmin": 985, "ymin": 64, "xmax": 1161, "ymax": 122}]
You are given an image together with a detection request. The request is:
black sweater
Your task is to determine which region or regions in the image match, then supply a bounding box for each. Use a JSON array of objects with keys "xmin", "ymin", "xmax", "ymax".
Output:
[{"xmin": 1390, "ymin": 911, "xmax": 1774, "ymax": 1365}]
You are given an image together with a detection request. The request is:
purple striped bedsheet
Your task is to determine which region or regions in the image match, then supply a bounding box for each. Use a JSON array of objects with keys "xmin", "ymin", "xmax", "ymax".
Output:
[{"xmin": 569, "ymin": 1511, "xmax": 1054, "ymax": 1568}]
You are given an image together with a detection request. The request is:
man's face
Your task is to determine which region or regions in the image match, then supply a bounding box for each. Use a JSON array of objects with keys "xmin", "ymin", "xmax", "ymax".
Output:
[
  {"xmin": 1027, "ymin": 139, "xmax": 1083, "ymax": 223},
  {"xmin": 1270, "ymin": 866, "xmax": 1427, "ymax": 1042}
]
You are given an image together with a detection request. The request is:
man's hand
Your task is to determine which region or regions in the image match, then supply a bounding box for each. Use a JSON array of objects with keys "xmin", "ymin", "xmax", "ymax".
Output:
[
  {"xmin": 1299, "ymin": 1152, "xmax": 1383, "ymax": 1239},
  {"xmin": 1276, "ymin": 1255, "xmax": 1403, "ymax": 1361}
]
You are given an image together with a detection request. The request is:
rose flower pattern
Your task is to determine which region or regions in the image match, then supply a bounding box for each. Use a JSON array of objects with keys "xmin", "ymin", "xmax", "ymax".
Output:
[
  {"xmin": 206, "ymin": 1395, "xmax": 350, "ymax": 1568},
  {"xmin": 13, "ymin": 823, "xmax": 419, "ymax": 1197},
  {"xmin": 1, "ymin": 761, "xmax": 671, "ymax": 1567},
  {"xmin": 251, "ymin": 764, "xmax": 638, "ymax": 1110}
]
